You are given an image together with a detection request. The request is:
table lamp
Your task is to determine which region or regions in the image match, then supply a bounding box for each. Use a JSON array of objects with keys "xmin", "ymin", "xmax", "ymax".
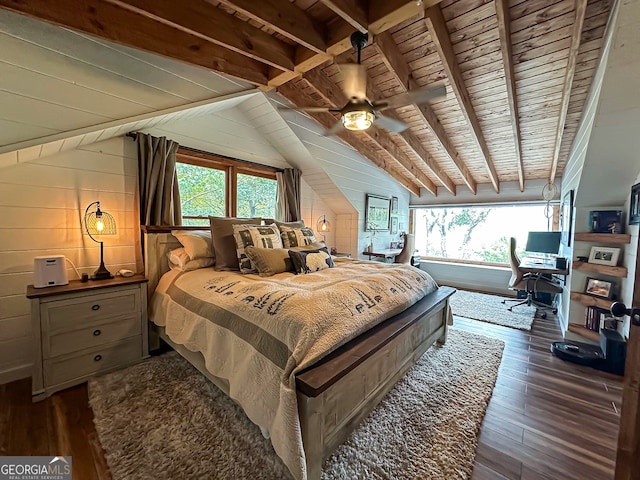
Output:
[
  {"xmin": 316, "ymin": 215, "xmax": 331, "ymax": 242},
  {"xmin": 83, "ymin": 201, "xmax": 117, "ymax": 279}
]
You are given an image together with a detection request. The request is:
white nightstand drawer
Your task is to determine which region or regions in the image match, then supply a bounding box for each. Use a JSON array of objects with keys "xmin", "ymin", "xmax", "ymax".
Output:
[
  {"xmin": 43, "ymin": 289, "xmax": 140, "ymax": 332},
  {"xmin": 46, "ymin": 315, "xmax": 142, "ymax": 358},
  {"xmin": 44, "ymin": 337, "xmax": 142, "ymax": 386}
]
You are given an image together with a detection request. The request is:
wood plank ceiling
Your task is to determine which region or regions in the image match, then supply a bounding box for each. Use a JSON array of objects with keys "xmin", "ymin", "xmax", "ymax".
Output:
[{"xmin": 0, "ymin": 0, "xmax": 613, "ymax": 198}]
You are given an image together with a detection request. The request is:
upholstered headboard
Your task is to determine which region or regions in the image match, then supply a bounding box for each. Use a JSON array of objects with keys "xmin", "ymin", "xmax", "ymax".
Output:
[{"xmin": 142, "ymin": 225, "xmax": 210, "ymax": 299}]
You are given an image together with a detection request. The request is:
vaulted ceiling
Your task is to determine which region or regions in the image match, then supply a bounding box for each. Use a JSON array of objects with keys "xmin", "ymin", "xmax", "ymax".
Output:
[{"xmin": 0, "ymin": 0, "xmax": 613, "ymax": 198}]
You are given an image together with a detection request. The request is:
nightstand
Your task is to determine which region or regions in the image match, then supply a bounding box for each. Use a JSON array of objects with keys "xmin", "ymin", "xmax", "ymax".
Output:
[{"xmin": 26, "ymin": 275, "xmax": 149, "ymax": 401}]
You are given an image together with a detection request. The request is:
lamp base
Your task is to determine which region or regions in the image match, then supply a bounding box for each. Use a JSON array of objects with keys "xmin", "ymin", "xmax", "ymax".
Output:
[
  {"xmin": 92, "ymin": 272, "xmax": 114, "ymax": 280},
  {"xmin": 93, "ymin": 263, "xmax": 113, "ymax": 280}
]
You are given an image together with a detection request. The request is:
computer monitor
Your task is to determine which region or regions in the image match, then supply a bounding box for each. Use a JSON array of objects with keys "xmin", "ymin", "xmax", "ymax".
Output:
[{"xmin": 525, "ymin": 231, "xmax": 561, "ymax": 256}]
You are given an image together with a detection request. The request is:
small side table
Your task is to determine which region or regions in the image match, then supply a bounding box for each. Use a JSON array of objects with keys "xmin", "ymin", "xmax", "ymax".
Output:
[{"xmin": 27, "ymin": 275, "xmax": 149, "ymax": 401}]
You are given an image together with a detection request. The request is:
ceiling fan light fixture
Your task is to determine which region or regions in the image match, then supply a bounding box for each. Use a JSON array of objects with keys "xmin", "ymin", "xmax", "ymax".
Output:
[{"xmin": 342, "ymin": 110, "xmax": 374, "ymax": 131}]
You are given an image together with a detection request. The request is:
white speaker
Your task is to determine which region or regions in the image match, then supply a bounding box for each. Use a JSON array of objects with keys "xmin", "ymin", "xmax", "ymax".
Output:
[{"xmin": 34, "ymin": 255, "xmax": 69, "ymax": 288}]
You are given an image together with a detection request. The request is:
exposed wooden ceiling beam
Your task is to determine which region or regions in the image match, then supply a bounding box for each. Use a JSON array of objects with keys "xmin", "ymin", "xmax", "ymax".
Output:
[
  {"xmin": 268, "ymin": 0, "xmax": 431, "ymax": 89},
  {"xmin": 495, "ymin": 0, "xmax": 525, "ymax": 193},
  {"xmin": 214, "ymin": 0, "xmax": 327, "ymax": 54},
  {"xmin": 280, "ymin": 83, "xmax": 422, "ymax": 195},
  {"xmin": 370, "ymin": 33, "xmax": 453, "ymax": 191},
  {"xmin": 425, "ymin": 4, "xmax": 500, "ymax": 193},
  {"xmin": 303, "ymin": 65, "xmax": 438, "ymax": 196},
  {"xmin": 549, "ymin": 0, "xmax": 588, "ymax": 184},
  {"xmin": 0, "ymin": 0, "xmax": 270, "ymax": 86},
  {"xmin": 318, "ymin": 0, "xmax": 368, "ymax": 34},
  {"xmin": 110, "ymin": 0, "xmax": 296, "ymax": 72}
]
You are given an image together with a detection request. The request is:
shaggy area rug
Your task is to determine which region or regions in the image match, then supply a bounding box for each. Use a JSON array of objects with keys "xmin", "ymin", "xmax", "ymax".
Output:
[
  {"xmin": 449, "ymin": 289, "xmax": 537, "ymax": 331},
  {"xmin": 88, "ymin": 329, "xmax": 504, "ymax": 480}
]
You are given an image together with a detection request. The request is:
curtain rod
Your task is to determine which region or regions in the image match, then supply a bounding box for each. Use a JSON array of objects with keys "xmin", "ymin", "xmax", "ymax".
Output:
[{"xmin": 126, "ymin": 132, "xmax": 285, "ymax": 173}]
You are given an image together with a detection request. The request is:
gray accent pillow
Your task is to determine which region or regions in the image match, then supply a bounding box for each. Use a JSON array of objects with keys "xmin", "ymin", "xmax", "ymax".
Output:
[
  {"xmin": 209, "ymin": 217, "xmax": 262, "ymax": 271},
  {"xmin": 245, "ymin": 242, "xmax": 326, "ymax": 277},
  {"xmin": 289, "ymin": 247, "xmax": 335, "ymax": 274},
  {"xmin": 232, "ymin": 224, "xmax": 283, "ymax": 274}
]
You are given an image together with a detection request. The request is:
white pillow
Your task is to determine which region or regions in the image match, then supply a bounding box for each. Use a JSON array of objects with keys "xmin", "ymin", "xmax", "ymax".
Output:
[
  {"xmin": 168, "ymin": 247, "xmax": 190, "ymax": 267},
  {"xmin": 171, "ymin": 230, "xmax": 214, "ymax": 261},
  {"xmin": 167, "ymin": 248, "xmax": 214, "ymax": 271}
]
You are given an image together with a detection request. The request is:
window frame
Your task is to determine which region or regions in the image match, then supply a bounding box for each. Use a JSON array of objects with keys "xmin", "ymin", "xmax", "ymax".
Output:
[{"xmin": 176, "ymin": 147, "xmax": 278, "ymax": 221}]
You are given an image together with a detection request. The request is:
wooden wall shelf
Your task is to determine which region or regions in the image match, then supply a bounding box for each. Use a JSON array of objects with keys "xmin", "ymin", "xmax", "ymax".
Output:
[
  {"xmin": 570, "ymin": 291, "xmax": 615, "ymax": 309},
  {"xmin": 567, "ymin": 324, "xmax": 600, "ymax": 342},
  {"xmin": 574, "ymin": 232, "xmax": 631, "ymax": 244},
  {"xmin": 573, "ymin": 261, "xmax": 628, "ymax": 278}
]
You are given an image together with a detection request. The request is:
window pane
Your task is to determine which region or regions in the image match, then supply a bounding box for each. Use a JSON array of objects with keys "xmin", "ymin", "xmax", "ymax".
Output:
[
  {"xmin": 176, "ymin": 163, "xmax": 225, "ymax": 225},
  {"xmin": 414, "ymin": 204, "xmax": 555, "ymax": 264},
  {"xmin": 237, "ymin": 173, "xmax": 277, "ymax": 219}
]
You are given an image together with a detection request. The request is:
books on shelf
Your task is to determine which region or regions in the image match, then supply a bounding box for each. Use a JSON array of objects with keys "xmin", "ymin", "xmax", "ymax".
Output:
[{"xmin": 584, "ymin": 306, "xmax": 617, "ymax": 332}]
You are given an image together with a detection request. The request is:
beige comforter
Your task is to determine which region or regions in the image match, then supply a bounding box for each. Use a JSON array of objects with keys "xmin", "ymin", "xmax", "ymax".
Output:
[{"xmin": 150, "ymin": 258, "xmax": 438, "ymax": 479}]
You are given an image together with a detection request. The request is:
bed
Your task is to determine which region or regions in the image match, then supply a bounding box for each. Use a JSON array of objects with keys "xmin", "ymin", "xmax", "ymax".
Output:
[{"xmin": 143, "ymin": 225, "xmax": 455, "ymax": 480}]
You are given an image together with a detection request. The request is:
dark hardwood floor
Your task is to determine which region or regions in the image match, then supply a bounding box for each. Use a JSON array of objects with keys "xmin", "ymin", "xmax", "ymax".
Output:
[{"xmin": 0, "ymin": 311, "xmax": 623, "ymax": 480}]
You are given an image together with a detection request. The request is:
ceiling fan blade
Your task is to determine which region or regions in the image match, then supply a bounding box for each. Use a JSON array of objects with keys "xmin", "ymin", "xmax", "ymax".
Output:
[
  {"xmin": 337, "ymin": 63, "xmax": 367, "ymax": 99},
  {"xmin": 277, "ymin": 106, "xmax": 338, "ymax": 113},
  {"xmin": 374, "ymin": 115, "xmax": 409, "ymax": 133},
  {"xmin": 373, "ymin": 84, "xmax": 447, "ymax": 111},
  {"xmin": 323, "ymin": 120, "xmax": 345, "ymax": 136}
]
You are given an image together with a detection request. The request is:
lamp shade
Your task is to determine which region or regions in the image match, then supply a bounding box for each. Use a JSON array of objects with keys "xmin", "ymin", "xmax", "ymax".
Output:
[
  {"xmin": 316, "ymin": 215, "xmax": 331, "ymax": 242},
  {"xmin": 83, "ymin": 201, "xmax": 117, "ymax": 280}
]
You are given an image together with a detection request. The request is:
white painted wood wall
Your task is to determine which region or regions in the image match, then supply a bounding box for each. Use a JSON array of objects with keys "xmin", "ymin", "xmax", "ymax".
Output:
[{"xmin": 0, "ymin": 137, "xmax": 138, "ymax": 383}]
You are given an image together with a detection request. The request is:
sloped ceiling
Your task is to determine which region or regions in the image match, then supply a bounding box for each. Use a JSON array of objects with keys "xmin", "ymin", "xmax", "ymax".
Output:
[{"xmin": 0, "ymin": 0, "xmax": 615, "ymax": 200}]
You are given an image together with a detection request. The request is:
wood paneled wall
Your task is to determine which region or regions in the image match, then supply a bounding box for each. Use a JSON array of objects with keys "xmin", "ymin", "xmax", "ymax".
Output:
[{"xmin": 0, "ymin": 137, "xmax": 138, "ymax": 384}]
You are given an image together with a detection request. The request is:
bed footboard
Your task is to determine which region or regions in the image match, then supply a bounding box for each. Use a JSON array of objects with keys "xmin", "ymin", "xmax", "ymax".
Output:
[{"xmin": 295, "ymin": 286, "xmax": 455, "ymax": 479}]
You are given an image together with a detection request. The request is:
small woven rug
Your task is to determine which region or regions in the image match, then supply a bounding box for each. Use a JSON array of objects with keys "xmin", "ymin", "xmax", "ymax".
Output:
[
  {"xmin": 88, "ymin": 328, "xmax": 504, "ymax": 480},
  {"xmin": 449, "ymin": 289, "xmax": 537, "ymax": 331}
]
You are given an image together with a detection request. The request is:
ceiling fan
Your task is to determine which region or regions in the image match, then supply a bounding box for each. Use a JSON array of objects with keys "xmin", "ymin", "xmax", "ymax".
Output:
[{"xmin": 279, "ymin": 31, "xmax": 446, "ymax": 135}]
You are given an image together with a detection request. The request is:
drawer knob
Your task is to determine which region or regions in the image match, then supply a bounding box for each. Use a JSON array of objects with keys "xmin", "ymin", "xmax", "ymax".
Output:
[
  {"xmin": 94, "ymin": 354, "xmax": 102, "ymax": 362},
  {"xmin": 93, "ymin": 329, "xmax": 102, "ymax": 336},
  {"xmin": 91, "ymin": 304, "xmax": 100, "ymax": 311}
]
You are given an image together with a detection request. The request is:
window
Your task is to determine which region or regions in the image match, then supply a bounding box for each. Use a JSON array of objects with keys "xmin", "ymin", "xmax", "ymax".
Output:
[
  {"xmin": 413, "ymin": 204, "xmax": 558, "ymax": 265},
  {"xmin": 176, "ymin": 148, "xmax": 278, "ymax": 225}
]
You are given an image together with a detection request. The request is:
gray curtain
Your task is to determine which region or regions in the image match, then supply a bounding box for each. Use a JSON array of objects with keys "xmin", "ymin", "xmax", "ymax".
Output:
[
  {"xmin": 137, "ymin": 133, "xmax": 181, "ymax": 226},
  {"xmin": 276, "ymin": 168, "xmax": 301, "ymax": 221}
]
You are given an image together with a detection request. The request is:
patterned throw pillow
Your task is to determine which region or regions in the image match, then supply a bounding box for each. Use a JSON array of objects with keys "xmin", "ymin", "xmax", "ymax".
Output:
[
  {"xmin": 279, "ymin": 225, "xmax": 317, "ymax": 248},
  {"xmin": 245, "ymin": 242, "xmax": 326, "ymax": 277},
  {"xmin": 288, "ymin": 247, "xmax": 335, "ymax": 274},
  {"xmin": 232, "ymin": 224, "xmax": 283, "ymax": 273}
]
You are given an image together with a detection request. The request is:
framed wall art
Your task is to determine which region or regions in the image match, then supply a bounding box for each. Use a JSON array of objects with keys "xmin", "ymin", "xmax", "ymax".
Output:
[
  {"xmin": 365, "ymin": 194, "xmax": 391, "ymax": 232},
  {"xmin": 630, "ymin": 182, "xmax": 640, "ymax": 225},
  {"xmin": 560, "ymin": 189, "xmax": 574, "ymax": 247}
]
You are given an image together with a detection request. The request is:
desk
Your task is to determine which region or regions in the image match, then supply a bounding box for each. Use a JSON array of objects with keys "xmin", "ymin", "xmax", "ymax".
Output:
[
  {"xmin": 362, "ymin": 248, "xmax": 402, "ymax": 261},
  {"xmin": 519, "ymin": 256, "xmax": 569, "ymax": 276}
]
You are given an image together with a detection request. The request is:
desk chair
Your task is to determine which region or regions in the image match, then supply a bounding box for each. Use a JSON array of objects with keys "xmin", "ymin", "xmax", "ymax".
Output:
[
  {"xmin": 394, "ymin": 233, "xmax": 415, "ymax": 265},
  {"xmin": 502, "ymin": 237, "xmax": 562, "ymax": 319}
]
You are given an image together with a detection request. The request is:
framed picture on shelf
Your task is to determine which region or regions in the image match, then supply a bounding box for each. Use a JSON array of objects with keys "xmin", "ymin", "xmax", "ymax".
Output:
[
  {"xmin": 588, "ymin": 246, "xmax": 620, "ymax": 266},
  {"xmin": 630, "ymin": 182, "xmax": 640, "ymax": 225},
  {"xmin": 560, "ymin": 189, "xmax": 574, "ymax": 246},
  {"xmin": 585, "ymin": 277, "xmax": 613, "ymax": 299}
]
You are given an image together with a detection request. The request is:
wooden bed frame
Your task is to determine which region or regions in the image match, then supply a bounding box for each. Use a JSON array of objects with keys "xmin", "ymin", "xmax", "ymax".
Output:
[{"xmin": 143, "ymin": 226, "xmax": 455, "ymax": 480}]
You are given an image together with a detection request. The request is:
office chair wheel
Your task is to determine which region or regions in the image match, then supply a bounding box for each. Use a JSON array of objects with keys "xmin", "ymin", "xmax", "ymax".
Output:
[
  {"xmin": 540, "ymin": 312, "xmax": 547, "ymax": 319},
  {"xmin": 553, "ymin": 309, "xmax": 558, "ymax": 314}
]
